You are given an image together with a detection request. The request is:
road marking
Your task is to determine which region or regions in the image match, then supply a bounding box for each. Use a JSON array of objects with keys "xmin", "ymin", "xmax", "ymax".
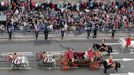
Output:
[
  {"xmin": 102, "ymin": 52, "xmax": 119, "ymax": 55},
  {"xmin": 128, "ymin": 72, "xmax": 134, "ymax": 75},
  {"xmin": 130, "ymin": 52, "xmax": 134, "ymax": 54},
  {"xmin": 110, "ymin": 73, "xmax": 127, "ymax": 75},
  {"xmin": 105, "ymin": 43, "xmax": 120, "ymax": 45},
  {"xmin": 100, "ymin": 66, "xmax": 124, "ymax": 69},
  {"xmin": 112, "ymin": 50, "xmax": 118, "ymax": 51},
  {"xmin": 107, "ymin": 58, "xmax": 134, "ymax": 61},
  {"xmin": 0, "ymin": 67, "xmax": 32, "ymax": 70},
  {"xmin": 110, "ymin": 72, "xmax": 134, "ymax": 75},
  {"xmin": 0, "ymin": 52, "xmax": 33, "ymax": 56}
]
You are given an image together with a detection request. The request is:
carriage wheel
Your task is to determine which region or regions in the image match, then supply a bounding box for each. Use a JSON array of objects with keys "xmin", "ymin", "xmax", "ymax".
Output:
[
  {"xmin": 89, "ymin": 61, "xmax": 100, "ymax": 70},
  {"xmin": 61, "ymin": 65, "xmax": 70, "ymax": 71}
]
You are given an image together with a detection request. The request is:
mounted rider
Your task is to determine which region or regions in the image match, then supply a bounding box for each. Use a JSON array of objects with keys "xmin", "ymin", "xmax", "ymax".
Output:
[
  {"xmin": 126, "ymin": 35, "xmax": 131, "ymax": 48},
  {"xmin": 107, "ymin": 56, "xmax": 116, "ymax": 68},
  {"xmin": 42, "ymin": 51, "xmax": 49, "ymax": 62},
  {"xmin": 12, "ymin": 53, "xmax": 22, "ymax": 65},
  {"xmin": 13, "ymin": 52, "xmax": 18, "ymax": 60},
  {"xmin": 99, "ymin": 39, "xmax": 108, "ymax": 51},
  {"xmin": 66, "ymin": 48, "xmax": 75, "ymax": 63}
]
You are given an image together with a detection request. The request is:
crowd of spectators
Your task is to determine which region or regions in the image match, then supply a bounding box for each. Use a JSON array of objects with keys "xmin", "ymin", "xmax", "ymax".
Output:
[{"xmin": 0, "ymin": 0, "xmax": 133, "ymax": 33}]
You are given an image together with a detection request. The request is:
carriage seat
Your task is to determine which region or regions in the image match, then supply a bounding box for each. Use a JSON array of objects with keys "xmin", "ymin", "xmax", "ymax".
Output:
[{"xmin": 74, "ymin": 52, "xmax": 85, "ymax": 59}]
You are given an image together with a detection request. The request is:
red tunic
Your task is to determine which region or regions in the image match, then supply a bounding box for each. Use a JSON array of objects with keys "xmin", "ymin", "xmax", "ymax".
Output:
[
  {"xmin": 66, "ymin": 50, "xmax": 74, "ymax": 59},
  {"xmin": 109, "ymin": 59, "xmax": 113, "ymax": 65},
  {"xmin": 87, "ymin": 50, "xmax": 95, "ymax": 59},
  {"xmin": 126, "ymin": 37, "xmax": 131, "ymax": 47}
]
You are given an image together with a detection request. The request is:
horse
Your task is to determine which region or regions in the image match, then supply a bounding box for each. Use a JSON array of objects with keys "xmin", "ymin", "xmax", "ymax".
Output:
[
  {"xmin": 41, "ymin": 57, "xmax": 57, "ymax": 69},
  {"xmin": 119, "ymin": 37, "xmax": 134, "ymax": 49},
  {"xmin": 101, "ymin": 60, "xmax": 121, "ymax": 73},
  {"xmin": 93, "ymin": 43, "xmax": 113, "ymax": 56},
  {"xmin": 7, "ymin": 54, "xmax": 29, "ymax": 70},
  {"xmin": 36, "ymin": 52, "xmax": 57, "ymax": 69}
]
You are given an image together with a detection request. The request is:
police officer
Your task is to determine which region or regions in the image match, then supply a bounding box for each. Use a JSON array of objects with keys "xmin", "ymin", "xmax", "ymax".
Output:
[
  {"xmin": 34, "ymin": 24, "xmax": 39, "ymax": 40},
  {"xmin": 111, "ymin": 26, "xmax": 116, "ymax": 39},
  {"xmin": 93, "ymin": 25, "xmax": 98, "ymax": 38},
  {"xmin": 86, "ymin": 21, "xmax": 92, "ymax": 39},
  {"xmin": 44, "ymin": 23, "xmax": 49, "ymax": 40},
  {"xmin": 8, "ymin": 27, "xmax": 12, "ymax": 39},
  {"xmin": 61, "ymin": 27, "xmax": 65, "ymax": 39}
]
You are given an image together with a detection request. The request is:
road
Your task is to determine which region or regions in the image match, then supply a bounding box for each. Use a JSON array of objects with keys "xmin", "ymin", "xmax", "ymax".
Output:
[{"xmin": 0, "ymin": 39, "xmax": 134, "ymax": 75}]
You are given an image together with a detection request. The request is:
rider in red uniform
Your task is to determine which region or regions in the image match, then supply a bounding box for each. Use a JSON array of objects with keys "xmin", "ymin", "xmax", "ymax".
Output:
[
  {"xmin": 126, "ymin": 35, "xmax": 131, "ymax": 48},
  {"xmin": 87, "ymin": 49, "xmax": 95, "ymax": 62},
  {"xmin": 107, "ymin": 56, "xmax": 113, "ymax": 67},
  {"xmin": 66, "ymin": 48, "xmax": 75, "ymax": 62}
]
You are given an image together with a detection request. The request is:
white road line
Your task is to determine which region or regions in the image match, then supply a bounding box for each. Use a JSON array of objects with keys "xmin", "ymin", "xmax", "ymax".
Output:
[
  {"xmin": 112, "ymin": 50, "xmax": 118, "ymax": 51},
  {"xmin": 0, "ymin": 67, "xmax": 32, "ymax": 70},
  {"xmin": 102, "ymin": 52, "xmax": 119, "ymax": 55},
  {"xmin": 110, "ymin": 72, "xmax": 134, "ymax": 75},
  {"xmin": 106, "ymin": 43, "xmax": 120, "ymax": 45},
  {"xmin": 0, "ymin": 52, "xmax": 33, "ymax": 56},
  {"xmin": 130, "ymin": 52, "xmax": 134, "ymax": 54},
  {"xmin": 100, "ymin": 66, "xmax": 124, "ymax": 69},
  {"xmin": 110, "ymin": 73, "xmax": 127, "ymax": 75},
  {"xmin": 107, "ymin": 58, "xmax": 134, "ymax": 61}
]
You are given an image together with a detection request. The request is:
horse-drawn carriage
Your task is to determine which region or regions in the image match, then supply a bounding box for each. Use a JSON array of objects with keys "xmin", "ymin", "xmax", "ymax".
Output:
[
  {"xmin": 36, "ymin": 50, "xmax": 102, "ymax": 71},
  {"xmin": 58, "ymin": 50, "xmax": 103, "ymax": 71},
  {"xmin": 6, "ymin": 53, "xmax": 30, "ymax": 70}
]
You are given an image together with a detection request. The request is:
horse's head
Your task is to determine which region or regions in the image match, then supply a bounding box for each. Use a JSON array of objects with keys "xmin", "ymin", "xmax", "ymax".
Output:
[
  {"xmin": 93, "ymin": 43, "xmax": 101, "ymax": 50},
  {"xmin": 119, "ymin": 37, "xmax": 126, "ymax": 49}
]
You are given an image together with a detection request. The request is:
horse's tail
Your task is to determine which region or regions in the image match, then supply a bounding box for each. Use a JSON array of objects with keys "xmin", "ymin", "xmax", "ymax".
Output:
[{"xmin": 118, "ymin": 62, "xmax": 121, "ymax": 68}]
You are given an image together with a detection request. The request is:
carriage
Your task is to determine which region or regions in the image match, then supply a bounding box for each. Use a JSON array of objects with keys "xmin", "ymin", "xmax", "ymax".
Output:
[
  {"xmin": 58, "ymin": 51, "xmax": 103, "ymax": 71},
  {"xmin": 6, "ymin": 53, "xmax": 30, "ymax": 70},
  {"xmin": 36, "ymin": 50, "xmax": 102, "ymax": 71}
]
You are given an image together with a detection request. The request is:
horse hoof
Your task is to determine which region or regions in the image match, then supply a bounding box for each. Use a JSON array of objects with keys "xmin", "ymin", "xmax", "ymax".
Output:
[{"xmin": 103, "ymin": 70, "xmax": 107, "ymax": 73}]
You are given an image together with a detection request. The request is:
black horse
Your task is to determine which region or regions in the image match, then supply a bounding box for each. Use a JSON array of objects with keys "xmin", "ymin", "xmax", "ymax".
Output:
[
  {"xmin": 101, "ymin": 60, "xmax": 121, "ymax": 73},
  {"xmin": 93, "ymin": 43, "xmax": 113, "ymax": 56}
]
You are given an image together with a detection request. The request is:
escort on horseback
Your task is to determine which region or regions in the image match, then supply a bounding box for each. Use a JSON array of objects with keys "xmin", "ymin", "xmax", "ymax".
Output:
[
  {"xmin": 119, "ymin": 35, "xmax": 134, "ymax": 49},
  {"xmin": 93, "ymin": 39, "xmax": 113, "ymax": 56},
  {"xmin": 7, "ymin": 52, "xmax": 29, "ymax": 70}
]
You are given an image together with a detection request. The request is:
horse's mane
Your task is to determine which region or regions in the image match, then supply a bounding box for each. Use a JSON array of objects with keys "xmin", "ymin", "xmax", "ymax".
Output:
[{"xmin": 120, "ymin": 37, "xmax": 125, "ymax": 41}]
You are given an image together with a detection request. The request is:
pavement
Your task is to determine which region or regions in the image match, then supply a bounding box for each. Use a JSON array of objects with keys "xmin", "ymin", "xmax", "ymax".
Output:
[{"xmin": 0, "ymin": 31, "xmax": 134, "ymax": 41}]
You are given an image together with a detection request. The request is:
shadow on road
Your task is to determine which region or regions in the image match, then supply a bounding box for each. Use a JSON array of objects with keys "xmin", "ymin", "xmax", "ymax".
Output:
[{"xmin": 33, "ymin": 40, "xmax": 52, "ymax": 45}]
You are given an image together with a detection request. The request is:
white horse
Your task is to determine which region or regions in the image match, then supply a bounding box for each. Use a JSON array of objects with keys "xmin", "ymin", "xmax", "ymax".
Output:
[
  {"xmin": 11, "ymin": 56, "xmax": 29, "ymax": 69},
  {"xmin": 41, "ymin": 53, "xmax": 57, "ymax": 69},
  {"xmin": 119, "ymin": 37, "xmax": 134, "ymax": 49}
]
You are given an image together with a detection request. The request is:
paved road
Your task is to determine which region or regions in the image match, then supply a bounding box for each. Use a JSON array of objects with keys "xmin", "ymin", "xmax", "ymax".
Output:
[{"xmin": 0, "ymin": 39, "xmax": 134, "ymax": 75}]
